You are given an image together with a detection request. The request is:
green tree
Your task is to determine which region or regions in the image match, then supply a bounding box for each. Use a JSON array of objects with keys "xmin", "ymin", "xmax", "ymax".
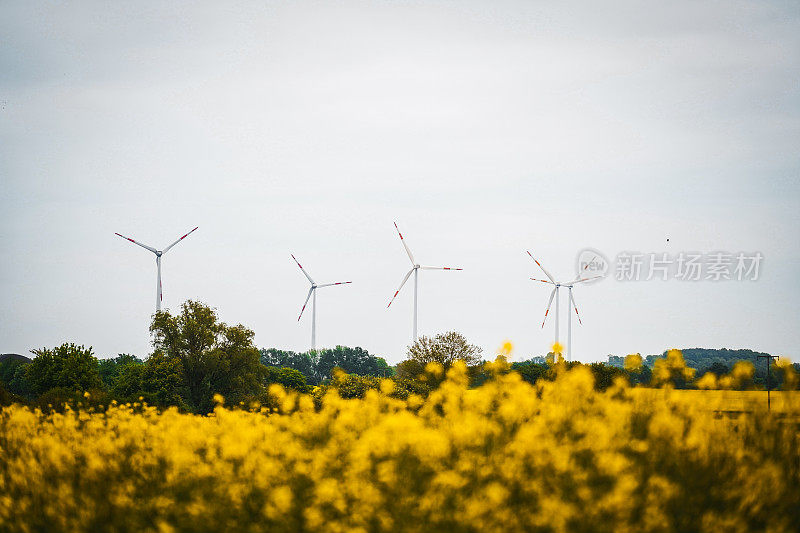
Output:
[
  {"xmin": 7, "ymin": 365, "xmax": 33, "ymax": 398},
  {"xmin": 98, "ymin": 354, "xmax": 142, "ymax": 388},
  {"xmin": 588, "ymin": 363, "xmax": 627, "ymax": 391},
  {"xmin": 26, "ymin": 343, "xmax": 102, "ymax": 395},
  {"xmin": 0, "ymin": 358, "xmax": 25, "ymax": 386},
  {"xmin": 375, "ymin": 357, "xmax": 394, "ymax": 377},
  {"xmin": 260, "ymin": 348, "xmax": 321, "ymax": 384},
  {"xmin": 150, "ymin": 300, "xmax": 265, "ymax": 413},
  {"xmin": 111, "ymin": 351, "xmax": 188, "ymax": 409},
  {"xmin": 0, "ymin": 357, "xmax": 31, "ymax": 398},
  {"xmin": 264, "ymin": 366, "xmax": 309, "ymax": 392},
  {"xmin": 328, "ymin": 370, "xmax": 382, "ymax": 399},
  {"xmin": 511, "ymin": 361, "xmax": 549, "ymax": 385},
  {"xmin": 316, "ymin": 346, "xmax": 385, "ymax": 380},
  {"xmin": 395, "ymin": 359, "xmax": 426, "ymax": 380},
  {"xmin": 403, "ymin": 332, "xmax": 482, "ymax": 373}
]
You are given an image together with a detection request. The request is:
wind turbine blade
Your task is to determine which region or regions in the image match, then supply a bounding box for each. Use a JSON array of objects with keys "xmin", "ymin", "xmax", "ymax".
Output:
[
  {"xmin": 527, "ymin": 251, "xmax": 556, "ymax": 283},
  {"xmin": 567, "ymin": 275, "xmax": 603, "ymax": 286},
  {"xmin": 163, "ymin": 226, "xmax": 199, "ymax": 253},
  {"xmin": 298, "ymin": 287, "xmax": 314, "ymax": 321},
  {"xmin": 530, "ymin": 278, "xmax": 555, "ymax": 284},
  {"xmin": 570, "ymin": 290, "xmax": 582, "ymax": 326},
  {"xmin": 387, "ymin": 268, "xmax": 414, "ymax": 308},
  {"xmin": 114, "ymin": 232, "xmax": 158, "ymax": 254},
  {"xmin": 394, "ymin": 222, "xmax": 416, "ymax": 265},
  {"xmin": 290, "ymin": 254, "xmax": 316, "ymax": 285},
  {"xmin": 571, "ymin": 254, "xmax": 598, "ymax": 282},
  {"xmin": 420, "ymin": 266, "xmax": 463, "ymax": 271},
  {"xmin": 541, "ymin": 287, "xmax": 557, "ymax": 328},
  {"xmin": 316, "ymin": 281, "xmax": 352, "ymax": 288}
]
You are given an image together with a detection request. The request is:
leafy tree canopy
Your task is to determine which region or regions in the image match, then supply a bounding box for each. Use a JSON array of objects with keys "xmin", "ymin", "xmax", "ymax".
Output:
[
  {"xmin": 316, "ymin": 346, "xmax": 385, "ymax": 380},
  {"xmin": 260, "ymin": 346, "xmax": 388, "ymax": 384},
  {"xmin": 98, "ymin": 353, "xmax": 142, "ymax": 388},
  {"xmin": 150, "ymin": 300, "xmax": 264, "ymax": 413},
  {"xmin": 26, "ymin": 343, "xmax": 101, "ymax": 395},
  {"xmin": 402, "ymin": 332, "xmax": 482, "ymax": 373},
  {"xmin": 260, "ymin": 348, "xmax": 320, "ymax": 384},
  {"xmin": 264, "ymin": 366, "xmax": 309, "ymax": 392}
]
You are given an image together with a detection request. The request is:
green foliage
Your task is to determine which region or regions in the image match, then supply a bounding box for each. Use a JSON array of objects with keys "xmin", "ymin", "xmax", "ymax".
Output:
[
  {"xmin": 606, "ymin": 355, "xmax": 625, "ymax": 368},
  {"xmin": 389, "ymin": 377, "xmax": 431, "ymax": 400},
  {"xmin": 510, "ymin": 361, "xmax": 549, "ymax": 385},
  {"xmin": 150, "ymin": 300, "xmax": 264, "ymax": 413},
  {"xmin": 264, "ymin": 366, "xmax": 309, "ymax": 392},
  {"xmin": 316, "ymin": 346, "xmax": 386, "ymax": 380},
  {"xmin": 309, "ymin": 370, "xmax": 430, "ymax": 408},
  {"xmin": 0, "ymin": 358, "xmax": 25, "ymax": 387},
  {"xmin": 510, "ymin": 360, "xmax": 633, "ymax": 392},
  {"xmin": 329, "ymin": 369, "xmax": 382, "ymax": 399},
  {"xmin": 260, "ymin": 348, "xmax": 321, "ymax": 384},
  {"xmin": 32, "ymin": 387, "xmax": 110, "ymax": 414},
  {"xmin": 403, "ymin": 331, "xmax": 483, "ymax": 373},
  {"xmin": 587, "ymin": 362, "xmax": 627, "ymax": 391},
  {"xmin": 0, "ymin": 359, "xmax": 32, "ymax": 398},
  {"xmin": 0, "ymin": 382, "xmax": 26, "ymax": 406},
  {"xmin": 642, "ymin": 347, "xmax": 791, "ymax": 388},
  {"xmin": 98, "ymin": 354, "xmax": 142, "ymax": 388},
  {"xmin": 375, "ymin": 357, "xmax": 394, "ymax": 377},
  {"xmin": 626, "ymin": 362, "xmax": 652, "ymax": 386},
  {"xmin": 395, "ymin": 359, "xmax": 425, "ymax": 380},
  {"xmin": 645, "ymin": 348, "xmax": 767, "ymax": 370},
  {"xmin": 260, "ymin": 346, "xmax": 389, "ymax": 384},
  {"xmin": 26, "ymin": 343, "xmax": 102, "ymax": 395},
  {"xmin": 111, "ymin": 352, "xmax": 189, "ymax": 409},
  {"xmin": 705, "ymin": 361, "xmax": 729, "ymax": 377}
]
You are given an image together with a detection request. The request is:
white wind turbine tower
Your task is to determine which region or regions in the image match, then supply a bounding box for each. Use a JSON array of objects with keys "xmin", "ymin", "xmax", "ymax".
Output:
[
  {"xmin": 291, "ymin": 254, "xmax": 352, "ymax": 351},
  {"xmin": 527, "ymin": 251, "xmax": 600, "ymax": 361},
  {"xmin": 388, "ymin": 222, "xmax": 462, "ymax": 343},
  {"xmin": 114, "ymin": 227, "xmax": 198, "ymax": 313}
]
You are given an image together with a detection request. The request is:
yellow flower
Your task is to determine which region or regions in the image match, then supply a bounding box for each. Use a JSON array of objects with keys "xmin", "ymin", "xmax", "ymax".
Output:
[
  {"xmin": 499, "ymin": 340, "xmax": 513, "ymax": 357},
  {"xmin": 0, "ymin": 340, "xmax": 796, "ymax": 532},
  {"xmin": 624, "ymin": 353, "xmax": 643, "ymax": 372},
  {"xmin": 424, "ymin": 361, "xmax": 444, "ymax": 378}
]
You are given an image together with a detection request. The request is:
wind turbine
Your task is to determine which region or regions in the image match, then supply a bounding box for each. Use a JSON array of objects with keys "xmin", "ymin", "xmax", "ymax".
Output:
[
  {"xmin": 527, "ymin": 251, "xmax": 600, "ymax": 361},
  {"xmin": 388, "ymin": 222, "xmax": 462, "ymax": 343},
  {"xmin": 291, "ymin": 254, "xmax": 351, "ymax": 351},
  {"xmin": 114, "ymin": 227, "xmax": 198, "ymax": 313}
]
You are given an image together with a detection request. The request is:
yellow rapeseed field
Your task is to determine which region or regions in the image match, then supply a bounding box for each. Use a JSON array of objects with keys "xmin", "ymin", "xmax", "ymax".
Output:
[{"xmin": 1, "ymin": 360, "xmax": 798, "ymax": 532}]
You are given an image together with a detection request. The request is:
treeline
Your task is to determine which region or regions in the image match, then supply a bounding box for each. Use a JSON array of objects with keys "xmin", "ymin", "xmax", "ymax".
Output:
[
  {"xmin": 608, "ymin": 347, "xmax": 799, "ymax": 390},
  {"xmin": 0, "ymin": 302, "xmax": 398, "ymax": 413},
  {"xmin": 261, "ymin": 346, "xmax": 393, "ymax": 386},
  {"xmin": 1, "ymin": 300, "xmax": 798, "ymax": 412}
]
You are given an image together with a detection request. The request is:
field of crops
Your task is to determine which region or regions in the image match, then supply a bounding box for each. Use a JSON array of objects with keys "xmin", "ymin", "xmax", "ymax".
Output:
[
  {"xmin": 632, "ymin": 388, "xmax": 800, "ymax": 414},
  {"xmin": 1, "ymin": 361, "xmax": 798, "ymax": 532}
]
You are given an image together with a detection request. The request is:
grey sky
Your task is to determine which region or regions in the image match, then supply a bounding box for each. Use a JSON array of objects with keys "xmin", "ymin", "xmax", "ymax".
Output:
[{"xmin": 1, "ymin": 1, "xmax": 798, "ymax": 364}]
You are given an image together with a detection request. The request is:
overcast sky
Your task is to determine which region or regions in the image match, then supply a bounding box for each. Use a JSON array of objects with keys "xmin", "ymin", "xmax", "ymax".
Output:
[{"xmin": 1, "ymin": 1, "xmax": 798, "ymax": 364}]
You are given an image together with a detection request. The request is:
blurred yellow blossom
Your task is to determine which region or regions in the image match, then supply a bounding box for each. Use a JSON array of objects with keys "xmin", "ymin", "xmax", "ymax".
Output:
[
  {"xmin": 499, "ymin": 341, "xmax": 513, "ymax": 357},
  {"xmin": 624, "ymin": 353, "xmax": 643, "ymax": 372},
  {"xmin": 0, "ymin": 353, "xmax": 797, "ymax": 532}
]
